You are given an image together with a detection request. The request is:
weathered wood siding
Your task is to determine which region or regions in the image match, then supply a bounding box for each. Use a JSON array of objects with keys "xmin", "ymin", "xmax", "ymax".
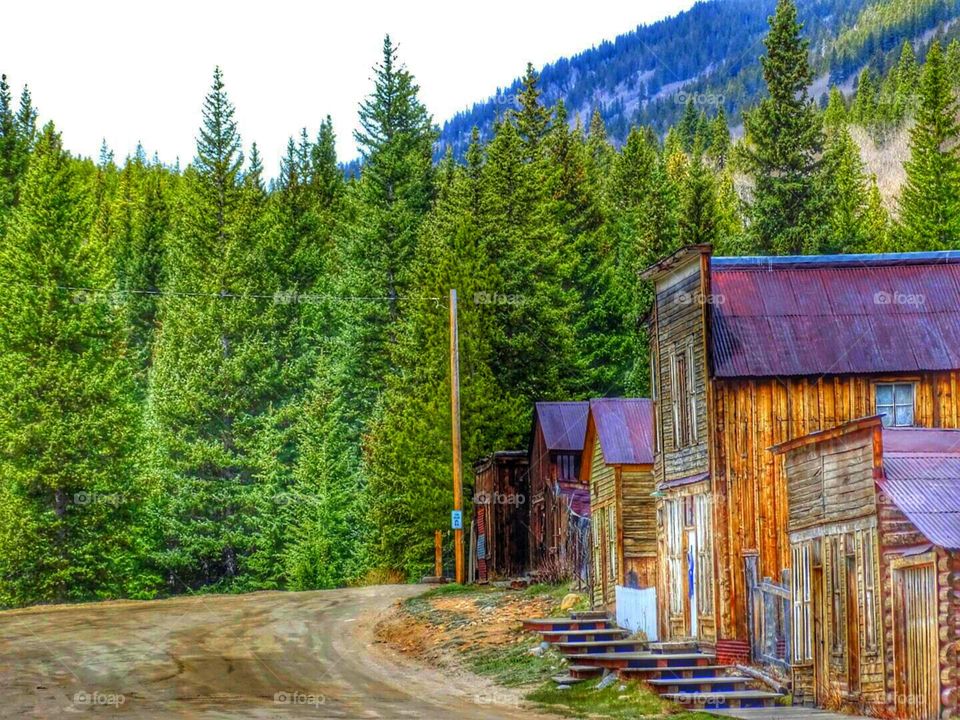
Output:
[
  {"xmin": 783, "ymin": 429, "xmax": 885, "ymax": 710},
  {"xmin": 529, "ymin": 425, "xmax": 549, "ymax": 565},
  {"xmin": 587, "ymin": 431, "xmax": 616, "ymax": 607},
  {"xmin": 653, "ymin": 260, "xmax": 710, "ymax": 484},
  {"xmin": 621, "ymin": 467, "xmax": 657, "ymax": 590},
  {"xmin": 712, "ymin": 371, "xmax": 960, "ymax": 643}
]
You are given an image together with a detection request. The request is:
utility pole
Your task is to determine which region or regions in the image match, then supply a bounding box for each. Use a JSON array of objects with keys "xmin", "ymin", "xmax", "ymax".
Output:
[{"xmin": 450, "ymin": 289, "xmax": 465, "ymax": 584}]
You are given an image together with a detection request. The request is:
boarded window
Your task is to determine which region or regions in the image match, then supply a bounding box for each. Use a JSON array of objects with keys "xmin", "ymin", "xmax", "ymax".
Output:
[
  {"xmin": 670, "ymin": 343, "xmax": 697, "ymax": 448},
  {"xmin": 555, "ymin": 453, "xmax": 579, "ymax": 481},
  {"xmin": 792, "ymin": 543, "xmax": 813, "ymax": 662},
  {"xmin": 876, "ymin": 382, "xmax": 915, "ymax": 427}
]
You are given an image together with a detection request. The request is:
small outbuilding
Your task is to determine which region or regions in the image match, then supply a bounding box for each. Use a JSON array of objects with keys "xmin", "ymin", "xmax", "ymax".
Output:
[
  {"xmin": 580, "ymin": 398, "xmax": 657, "ymax": 609},
  {"xmin": 472, "ymin": 451, "xmax": 529, "ymax": 582},
  {"xmin": 528, "ymin": 401, "xmax": 590, "ymax": 581}
]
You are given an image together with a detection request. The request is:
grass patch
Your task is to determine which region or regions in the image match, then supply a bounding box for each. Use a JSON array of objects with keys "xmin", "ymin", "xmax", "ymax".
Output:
[
  {"xmin": 467, "ymin": 635, "xmax": 565, "ymax": 687},
  {"xmin": 528, "ymin": 679, "xmax": 717, "ymax": 719}
]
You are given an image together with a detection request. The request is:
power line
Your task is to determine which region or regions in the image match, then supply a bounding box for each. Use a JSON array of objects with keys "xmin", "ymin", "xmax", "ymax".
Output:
[{"xmin": 21, "ymin": 283, "xmax": 445, "ymax": 304}]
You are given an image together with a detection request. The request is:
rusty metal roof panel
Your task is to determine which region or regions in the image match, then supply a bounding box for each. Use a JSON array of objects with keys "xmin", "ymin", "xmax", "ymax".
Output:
[
  {"xmin": 534, "ymin": 401, "xmax": 589, "ymax": 452},
  {"xmin": 589, "ymin": 398, "xmax": 655, "ymax": 466},
  {"xmin": 881, "ymin": 427, "xmax": 960, "ymax": 549},
  {"xmin": 709, "ymin": 254, "xmax": 960, "ymax": 378}
]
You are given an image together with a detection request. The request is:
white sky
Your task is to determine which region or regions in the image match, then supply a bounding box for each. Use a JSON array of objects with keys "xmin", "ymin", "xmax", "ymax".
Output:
[{"xmin": 2, "ymin": 0, "xmax": 694, "ymax": 172}]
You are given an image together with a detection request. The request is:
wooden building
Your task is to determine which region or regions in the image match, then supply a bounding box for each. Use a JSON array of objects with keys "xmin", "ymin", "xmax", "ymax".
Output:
[
  {"xmin": 580, "ymin": 398, "xmax": 656, "ymax": 609},
  {"xmin": 472, "ymin": 451, "xmax": 529, "ymax": 581},
  {"xmin": 772, "ymin": 417, "xmax": 960, "ymax": 719},
  {"xmin": 528, "ymin": 401, "xmax": 589, "ymax": 579},
  {"xmin": 642, "ymin": 246, "xmax": 960, "ymax": 668}
]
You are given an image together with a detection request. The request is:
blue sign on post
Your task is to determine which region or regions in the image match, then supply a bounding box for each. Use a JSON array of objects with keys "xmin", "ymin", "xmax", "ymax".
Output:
[{"xmin": 451, "ymin": 510, "xmax": 463, "ymax": 530}]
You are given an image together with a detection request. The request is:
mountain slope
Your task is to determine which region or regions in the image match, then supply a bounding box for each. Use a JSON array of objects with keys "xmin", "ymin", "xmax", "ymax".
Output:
[{"xmin": 437, "ymin": 0, "xmax": 959, "ymax": 156}]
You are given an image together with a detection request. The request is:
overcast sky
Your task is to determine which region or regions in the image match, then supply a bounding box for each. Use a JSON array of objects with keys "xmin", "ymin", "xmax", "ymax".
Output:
[{"xmin": 3, "ymin": 0, "xmax": 695, "ymax": 172}]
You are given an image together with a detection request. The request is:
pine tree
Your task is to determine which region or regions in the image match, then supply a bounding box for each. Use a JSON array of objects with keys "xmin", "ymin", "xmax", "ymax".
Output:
[
  {"xmin": 680, "ymin": 138, "xmax": 720, "ymax": 247},
  {"xmin": 515, "ymin": 63, "xmax": 551, "ymax": 157},
  {"xmin": 739, "ymin": 0, "xmax": 826, "ymax": 255},
  {"xmin": 820, "ymin": 123, "xmax": 881, "ymax": 253},
  {"xmin": 294, "ymin": 37, "xmax": 436, "ymax": 584},
  {"xmin": 0, "ymin": 124, "xmax": 154, "ymax": 605},
  {"xmin": 708, "ymin": 108, "xmax": 731, "ymax": 169},
  {"xmin": 150, "ymin": 68, "xmax": 285, "ymax": 591},
  {"xmin": 0, "ymin": 76, "xmax": 35, "ymax": 219},
  {"xmin": 898, "ymin": 41, "xmax": 960, "ymax": 250},
  {"xmin": 823, "ymin": 87, "xmax": 848, "ymax": 130}
]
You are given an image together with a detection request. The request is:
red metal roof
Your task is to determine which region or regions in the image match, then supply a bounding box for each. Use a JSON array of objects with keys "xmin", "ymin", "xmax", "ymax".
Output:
[
  {"xmin": 534, "ymin": 401, "xmax": 589, "ymax": 452},
  {"xmin": 590, "ymin": 398, "xmax": 655, "ymax": 466},
  {"xmin": 710, "ymin": 253, "xmax": 960, "ymax": 378},
  {"xmin": 556, "ymin": 482, "xmax": 591, "ymax": 518},
  {"xmin": 880, "ymin": 427, "xmax": 960, "ymax": 550}
]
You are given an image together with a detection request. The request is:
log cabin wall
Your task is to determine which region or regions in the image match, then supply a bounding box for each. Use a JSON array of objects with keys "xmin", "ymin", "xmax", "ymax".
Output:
[
  {"xmin": 711, "ymin": 371, "xmax": 960, "ymax": 644},
  {"xmin": 877, "ymin": 490, "xmax": 958, "ymax": 719}
]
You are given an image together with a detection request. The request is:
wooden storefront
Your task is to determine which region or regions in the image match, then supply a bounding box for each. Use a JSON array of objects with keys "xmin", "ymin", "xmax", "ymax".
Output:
[{"xmin": 773, "ymin": 417, "xmax": 960, "ymax": 718}]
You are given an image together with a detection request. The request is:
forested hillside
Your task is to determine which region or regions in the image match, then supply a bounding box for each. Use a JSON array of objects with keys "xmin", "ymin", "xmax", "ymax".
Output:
[
  {"xmin": 2, "ymin": 0, "xmax": 960, "ymax": 606},
  {"xmin": 439, "ymin": 0, "xmax": 960, "ymax": 156}
]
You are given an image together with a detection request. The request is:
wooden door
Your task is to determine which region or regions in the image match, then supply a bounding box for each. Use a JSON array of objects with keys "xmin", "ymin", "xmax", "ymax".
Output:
[
  {"xmin": 894, "ymin": 561, "xmax": 939, "ymax": 720},
  {"xmin": 812, "ymin": 564, "xmax": 828, "ymax": 706}
]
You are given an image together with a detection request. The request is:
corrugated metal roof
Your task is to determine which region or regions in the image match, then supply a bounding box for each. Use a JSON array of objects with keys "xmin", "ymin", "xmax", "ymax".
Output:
[
  {"xmin": 710, "ymin": 254, "xmax": 960, "ymax": 377},
  {"xmin": 556, "ymin": 482, "xmax": 591, "ymax": 518},
  {"xmin": 534, "ymin": 401, "xmax": 589, "ymax": 451},
  {"xmin": 590, "ymin": 398, "xmax": 655, "ymax": 466},
  {"xmin": 880, "ymin": 427, "xmax": 960, "ymax": 549}
]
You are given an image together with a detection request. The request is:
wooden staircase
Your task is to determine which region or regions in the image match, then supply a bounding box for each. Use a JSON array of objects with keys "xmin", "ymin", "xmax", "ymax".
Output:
[{"xmin": 521, "ymin": 612, "xmax": 785, "ymax": 710}]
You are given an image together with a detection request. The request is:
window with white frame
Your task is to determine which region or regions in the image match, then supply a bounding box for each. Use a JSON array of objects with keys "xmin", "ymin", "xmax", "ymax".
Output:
[{"xmin": 876, "ymin": 382, "xmax": 915, "ymax": 427}]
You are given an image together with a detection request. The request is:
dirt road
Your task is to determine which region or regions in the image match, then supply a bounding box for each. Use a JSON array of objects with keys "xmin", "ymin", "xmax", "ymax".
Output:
[{"xmin": 0, "ymin": 585, "xmax": 551, "ymax": 719}]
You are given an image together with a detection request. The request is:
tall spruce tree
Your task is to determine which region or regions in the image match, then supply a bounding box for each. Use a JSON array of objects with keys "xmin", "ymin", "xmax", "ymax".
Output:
[
  {"xmin": 0, "ymin": 124, "xmax": 153, "ymax": 605},
  {"xmin": 294, "ymin": 37, "xmax": 436, "ymax": 584},
  {"xmin": 149, "ymin": 68, "xmax": 284, "ymax": 590},
  {"xmin": 740, "ymin": 0, "xmax": 826, "ymax": 254},
  {"xmin": 898, "ymin": 41, "xmax": 960, "ymax": 250}
]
